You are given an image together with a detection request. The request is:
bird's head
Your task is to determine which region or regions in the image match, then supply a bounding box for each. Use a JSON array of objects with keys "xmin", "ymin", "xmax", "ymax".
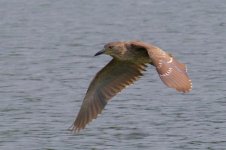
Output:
[{"xmin": 94, "ymin": 42, "xmax": 125, "ymax": 58}]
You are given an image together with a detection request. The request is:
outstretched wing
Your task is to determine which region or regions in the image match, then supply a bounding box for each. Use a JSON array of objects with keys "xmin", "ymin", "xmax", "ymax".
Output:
[
  {"xmin": 152, "ymin": 51, "xmax": 192, "ymax": 93},
  {"xmin": 148, "ymin": 48, "xmax": 192, "ymax": 93},
  {"xmin": 72, "ymin": 59, "xmax": 147, "ymax": 132},
  {"xmin": 130, "ymin": 41, "xmax": 192, "ymax": 93}
]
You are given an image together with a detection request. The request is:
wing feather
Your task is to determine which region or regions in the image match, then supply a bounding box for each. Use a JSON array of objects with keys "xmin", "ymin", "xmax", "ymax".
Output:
[
  {"xmin": 72, "ymin": 59, "xmax": 147, "ymax": 132},
  {"xmin": 129, "ymin": 41, "xmax": 192, "ymax": 93},
  {"xmin": 148, "ymin": 49, "xmax": 192, "ymax": 93}
]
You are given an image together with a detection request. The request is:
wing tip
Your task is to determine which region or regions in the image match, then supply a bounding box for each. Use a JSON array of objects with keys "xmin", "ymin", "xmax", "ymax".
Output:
[
  {"xmin": 175, "ymin": 79, "xmax": 192, "ymax": 93},
  {"xmin": 69, "ymin": 119, "xmax": 90, "ymax": 133},
  {"xmin": 68, "ymin": 124, "xmax": 80, "ymax": 133}
]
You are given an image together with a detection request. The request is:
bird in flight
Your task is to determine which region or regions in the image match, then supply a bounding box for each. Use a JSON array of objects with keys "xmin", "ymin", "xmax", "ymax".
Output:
[{"xmin": 72, "ymin": 40, "xmax": 192, "ymax": 132}]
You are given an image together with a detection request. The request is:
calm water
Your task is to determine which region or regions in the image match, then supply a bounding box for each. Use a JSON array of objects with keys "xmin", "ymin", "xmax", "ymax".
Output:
[{"xmin": 0, "ymin": 0, "xmax": 226, "ymax": 149}]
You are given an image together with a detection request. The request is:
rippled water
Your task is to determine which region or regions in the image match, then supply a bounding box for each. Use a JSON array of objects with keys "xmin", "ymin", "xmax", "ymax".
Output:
[{"xmin": 0, "ymin": 0, "xmax": 226, "ymax": 149}]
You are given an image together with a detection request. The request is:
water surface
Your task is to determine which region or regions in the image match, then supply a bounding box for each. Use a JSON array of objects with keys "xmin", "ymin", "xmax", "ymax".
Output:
[{"xmin": 0, "ymin": 0, "xmax": 226, "ymax": 149}]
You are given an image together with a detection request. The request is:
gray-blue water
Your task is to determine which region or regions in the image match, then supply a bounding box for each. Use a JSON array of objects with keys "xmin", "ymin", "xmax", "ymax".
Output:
[{"xmin": 0, "ymin": 0, "xmax": 226, "ymax": 149}]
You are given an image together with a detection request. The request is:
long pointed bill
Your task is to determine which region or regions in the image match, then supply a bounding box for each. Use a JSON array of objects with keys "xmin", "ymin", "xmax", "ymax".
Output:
[{"xmin": 94, "ymin": 49, "xmax": 105, "ymax": 56}]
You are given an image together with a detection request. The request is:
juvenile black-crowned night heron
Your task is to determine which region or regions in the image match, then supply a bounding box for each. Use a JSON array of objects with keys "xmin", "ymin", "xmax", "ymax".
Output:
[{"xmin": 72, "ymin": 40, "xmax": 192, "ymax": 132}]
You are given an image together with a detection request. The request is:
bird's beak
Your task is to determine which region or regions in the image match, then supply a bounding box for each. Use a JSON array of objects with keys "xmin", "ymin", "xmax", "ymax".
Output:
[{"xmin": 94, "ymin": 49, "xmax": 105, "ymax": 56}]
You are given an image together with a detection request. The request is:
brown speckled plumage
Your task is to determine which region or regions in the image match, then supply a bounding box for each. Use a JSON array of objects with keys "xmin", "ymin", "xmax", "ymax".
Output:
[{"xmin": 71, "ymin": 40, "xmax": 192, "ymax": 132}]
